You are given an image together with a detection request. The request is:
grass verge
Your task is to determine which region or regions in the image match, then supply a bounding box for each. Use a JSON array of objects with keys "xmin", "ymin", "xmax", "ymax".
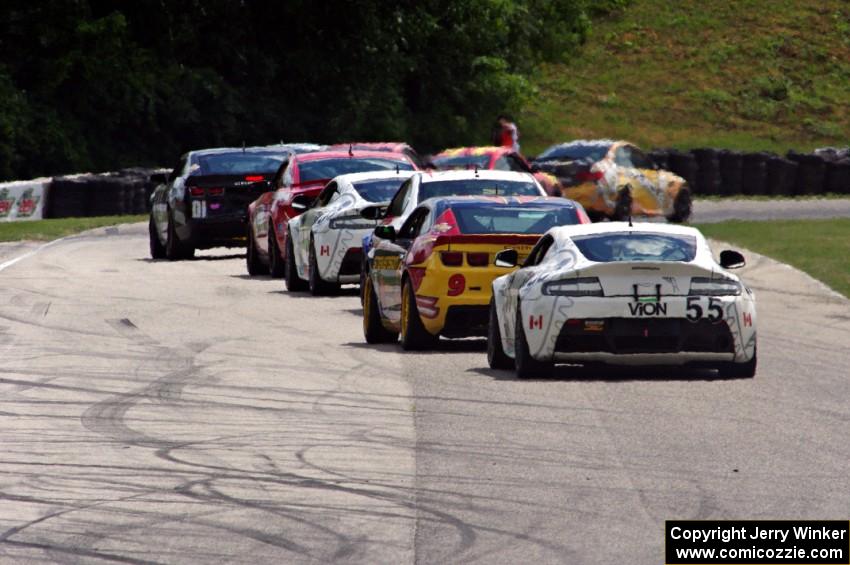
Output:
[
  {"xmin": 0, "ymin": 215, "xmax": 147, "ymax": 242},
  {"xmin": 696, "ymin": 218, "xmax": 850, "ymax": 298}
]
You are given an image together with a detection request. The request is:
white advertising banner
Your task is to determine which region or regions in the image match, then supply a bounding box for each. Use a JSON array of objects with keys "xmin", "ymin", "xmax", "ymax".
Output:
[{"xmin": 0, "ymin": 178, "xmax": 50, "ymax": 221}]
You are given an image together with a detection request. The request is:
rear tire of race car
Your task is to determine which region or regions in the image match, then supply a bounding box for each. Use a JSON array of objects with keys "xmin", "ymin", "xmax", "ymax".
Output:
[
  {"xmin": 363, "ymin": 276, "xmax": 398, "ymax": 344},
  {"xmin": 400, "ymin": 279, "xmax": 439, "ymax": 351},
  {"xmin": 149, "ymin": 217, "xmax": 166, "ymax": 260},
  {"xmin": 666, "ymin": 187, "xmax": 692, "ymax": 223},
  {"xmin": 246, "ymin": 225, "xmax": 268, "ymax": 276},
  {"xmin": 514, "ymin": 303, "xmax": 553, "ymax": 379},
  {"xmin": 165, "ymin": 212, "xmax": 194, "ymax": 261},
  {"xmin": 487, "ymin": 299, "xmax": 514, "ymax": 370},
  {"xmin": 268, "ymin": 227, "xmax": 285, "ymax": 278},
  {"xmin": 284, "ymin": 235, "xmax": 307, "ymax": 292},
  {"xmin": 308, "ymin": 239, "xmax": 340, "ymax": 296},
  {"xmin": 611, "ymin": 186, "xmax": 632, "ymax": 222},
  {"xmin": 720, "ymin": 343, "xmax": 757, "ymax": 379}
]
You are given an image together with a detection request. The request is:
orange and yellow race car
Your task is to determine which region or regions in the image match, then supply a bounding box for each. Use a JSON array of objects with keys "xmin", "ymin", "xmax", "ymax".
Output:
[
  {"xmin": 531, "ymin": 140, "xmax": 692, "ymax": 222},
  {"xmin": 432, "ymin": 146, "xmax": 562, "ymax": 195},
  {"xmin": 362, "ymin": 188, "xmax": 590, "ymax": 350}
]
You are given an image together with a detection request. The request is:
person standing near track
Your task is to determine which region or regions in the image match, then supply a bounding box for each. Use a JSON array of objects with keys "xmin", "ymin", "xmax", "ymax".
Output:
[{"xmin": 490, "ymin": 114, "xmax": 520, "ymax": 153}]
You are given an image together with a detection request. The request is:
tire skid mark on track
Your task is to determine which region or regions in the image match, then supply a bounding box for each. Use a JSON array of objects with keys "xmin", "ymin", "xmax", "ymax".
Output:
[
  {"xmin": 106, "ymin": 318, "xmax": 157, "ymax": 346},
  {"xmin": 340, "ymin": 343, "xmax": 409, "ymax": 373},
  {"xmin": 146, "ymin": 405, "xmax": 495, "ymax": 562},
  {"xmin": 80, "ymin": 308, "xmax": 206, "ymax": 447},
  {"xmin": 174, "ymin": 478, "xmax": 321, "ymax": 556},
  {"xmin": 0, "ymin": 373, "xmax": 63, "ymax": 395},
  {"xmin": 162, "ymin": 451, "xmax": 486, "ymax": 561},
  {"xmin": 2, "ymin": 539, "xmax": 159, "ymax": 565},
  {"xmin": 1, "ymin": 228, "xmax": 560, "ymax": 561},
  {"xmin": 14, "ymin": 329, "xmax": 218, "ymax": 559},
  {"xmin": 0, "ymin": 485, "xmax": 176, "ymax": 565},
  {"xmin": 304, "ymin": 355, "xmax": 372, "ymax": 418},
  {"xmin": 406, "ymin": 367, "xmax": 687, "ymax": 560},
  {"xmin": 79, "ymin": 361, "xmax": 199, "ymax": 448},
  {"xmin": 293, "ymin": 430, "xmax": 557, "ymax": 514},
  {"xmin": 0, "ymin": 310, "xmax": 113, "ymax": 338}
]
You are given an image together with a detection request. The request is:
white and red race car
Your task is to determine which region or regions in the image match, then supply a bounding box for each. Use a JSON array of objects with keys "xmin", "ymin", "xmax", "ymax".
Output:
[
  {"xmin": 286, "ymin": 170, "xmax": 415, "ymax": 294},
  {"xmin": 488, "ymin": 222, "xmax": 757, "ymax": 379}
]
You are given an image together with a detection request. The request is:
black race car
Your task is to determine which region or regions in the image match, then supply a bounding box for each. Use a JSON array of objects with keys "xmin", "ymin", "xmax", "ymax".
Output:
[{"xmin": 149, "ymin": 144, "xmax": 324, "ymax": 260}]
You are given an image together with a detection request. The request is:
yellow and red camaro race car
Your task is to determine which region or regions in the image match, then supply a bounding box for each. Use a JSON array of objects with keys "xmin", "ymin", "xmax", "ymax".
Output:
[
  {"xmin": 362, "ymin": 177, "xmax": 590, "ymax": 350},
  {"xmin": 532, "ymin": 140, "xmax": 692, "ymax": 222}
]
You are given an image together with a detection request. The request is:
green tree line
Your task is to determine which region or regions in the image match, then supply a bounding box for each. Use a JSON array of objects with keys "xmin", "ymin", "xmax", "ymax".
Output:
[{"xmin": 0, "ymin": 0, "xmax": 622, "ymax": 180}]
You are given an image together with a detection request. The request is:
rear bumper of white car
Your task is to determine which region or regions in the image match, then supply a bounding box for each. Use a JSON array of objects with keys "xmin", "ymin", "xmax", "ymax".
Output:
[
  {"xmin": 552, "ymin": 351, "xmax": 734, "ymax": 365},
  {"xmin": 520, "ymin": 294, "xmax": 757, "ymax": 364},
  {"xmin": 314, "ymin": 228, "xmax": 371, "ymax": 283}
]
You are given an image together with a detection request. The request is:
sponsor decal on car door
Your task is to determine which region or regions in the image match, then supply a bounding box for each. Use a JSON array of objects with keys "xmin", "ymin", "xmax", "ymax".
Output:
[{"xmin": 373, "ymin": 241, "xmax": 406, "ymax": 323}]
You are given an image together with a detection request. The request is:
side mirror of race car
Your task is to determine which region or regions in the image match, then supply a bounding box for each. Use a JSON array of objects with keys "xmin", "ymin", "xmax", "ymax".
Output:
[
  {"xmin": 374, "ymin": 225, "xmax": 396, "ymax": 241},
  {"xmin": 494, "ymin": 248, "xmax": 519, "ymax": 268},
  {"xmin": 719, "ymin": 249, "xmax": 746, "ymax": 269},
  {"xmin": 360, "ymin": 205, "xmax": 386, "ymax": 220},
  {"xmin": 291, "ymin": 194, "xmax": 313, "ymax": 211}
]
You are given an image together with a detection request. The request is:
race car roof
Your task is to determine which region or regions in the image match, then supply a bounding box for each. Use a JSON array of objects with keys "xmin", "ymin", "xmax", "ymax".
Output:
[
  {"xmin": 419, "ymin": 195, "xmax": 577, "ymax": 208},
  {"xmin": 416, "ymin": 169, "xmax": 535, "ymax": 183},
  {"xmin": 331, "ymin": 169, "xmax": 417, "ymax": 185},
  {"xmin": 190, "ymin": 143, "xmax": 325, "ymax": 157},
  {"xmin": 549, "ymin": 221, "xmax": 704, "ymax": 240},
  {"xmin": 434, "ymin": 146, "xmax": 512, "ymax": 158},
  {"xmin": 328, "ymin": 142, "xmax": 414, "ymax": 153},
  {"xmin": 540, "ymin": 139, "xmax": 620, "ymax": 150},
  {"xmin": 294, "ymin": 150, "xmax": 415, "ymax": 164}
]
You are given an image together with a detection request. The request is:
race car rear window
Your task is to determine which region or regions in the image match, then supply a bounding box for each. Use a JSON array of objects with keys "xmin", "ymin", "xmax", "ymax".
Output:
[
  {"xmin": 194, "ymin": 153, "xmax": 286, "ymax": 175},
  {"xmin": 536, "ymin": 144, "xmax": 610, "ymax": 162},
  {"xmin": 419, "ymin": 179, "xmax": 540, "ymax": 201},
  {"xmin": 300, "ymin": 158, "xmax": 414, "ymax": 182},
  {"xmin": 451, "ymin": 206, "xmax": 580, "ymax": 235},
  {"xmin": 351, "ymin": 178, "xmax": 407, "ymax": 203},
  {"xmin": 432, "ymin": 155, "xmax": 491, "ymax": 170},
  {"xmin": 572, "ymin": 233, "xmax": 697, "ymax": 263}
]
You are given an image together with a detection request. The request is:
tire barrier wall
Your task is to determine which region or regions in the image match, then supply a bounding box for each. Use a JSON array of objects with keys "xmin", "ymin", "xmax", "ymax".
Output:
[
  {"xmin": 647, "ymin": 147, "xmax": 850, "ymax": 196},
  {"xmin": 44, "ymin": 168, "xmax": 166, "ymax": 219},
  {"xmin": 718, "ymin": 150, "xmax": 743, "ymax": 196},
  {"xmin": 7, "ymin": 147, "xmax": 850, "ymax": 221},
  {"xmin": 765, "ymin": 157, "xmax": 798, "ymax": 196},
  {"xmin": 741, "ymin": 152, "xmax": 769, "ymax": 196},
  {"xmin": 691, "ymin": 148, "xmax": 721, "ymax": 196},
  {"xmin": 666, "ymin": 150, "xmax": 698, "ymax": 191}
]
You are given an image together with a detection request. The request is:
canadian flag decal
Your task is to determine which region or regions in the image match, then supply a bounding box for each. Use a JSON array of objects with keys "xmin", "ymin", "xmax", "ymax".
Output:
[
  {"xmin": 529, "ymin": 315, "xmax": 543, "ymax": 330},
  {"xmin": 743, "ymin": 312, "xmax": 752, "ymax": 327},
  {"xmin": 320, "ymin": 245, "xmax": 330, "ymax": 256}
]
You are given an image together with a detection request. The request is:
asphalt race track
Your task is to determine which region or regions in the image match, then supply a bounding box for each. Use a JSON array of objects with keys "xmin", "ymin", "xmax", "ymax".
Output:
[
  {"xmin": 693, "ymin": 198, "xmax": 850, "ymax": 223},
  {"xmin": 1, "ymin": 220, "xmax": 850, "ymax": 564}
]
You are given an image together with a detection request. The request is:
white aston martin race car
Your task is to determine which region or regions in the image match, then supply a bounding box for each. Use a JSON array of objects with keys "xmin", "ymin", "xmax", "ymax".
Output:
[
  {"xmin": 287, "ymin": 170, "xmax": 415, "ymax": 294},
  {"xmin": 488, "ymin": 222, "xmax": 757, "ymax": 379}
]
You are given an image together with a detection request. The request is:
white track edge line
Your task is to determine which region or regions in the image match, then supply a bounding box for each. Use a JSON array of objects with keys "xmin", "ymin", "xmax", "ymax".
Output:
[{"xmin": 0, "ymin": 237, "xmax": 68, "ymax": 273}]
